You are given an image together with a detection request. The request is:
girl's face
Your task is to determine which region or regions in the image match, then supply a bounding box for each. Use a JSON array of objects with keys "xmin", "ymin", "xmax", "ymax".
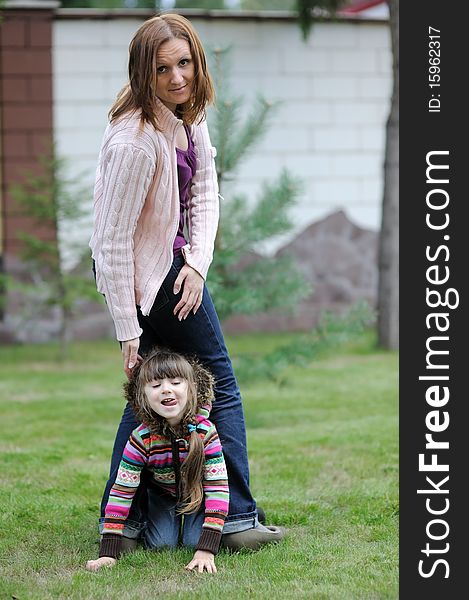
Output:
[
  {"xmin": 155, "ymin": 38, "xmax": 195, "ymax": 113},
  {"xmin": 144, "ymin": 376, "xmax": 189, "ymax": 426}
]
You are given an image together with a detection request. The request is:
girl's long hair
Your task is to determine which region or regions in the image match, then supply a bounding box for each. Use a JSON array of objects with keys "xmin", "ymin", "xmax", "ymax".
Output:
[
  {"xmin": 110, "ymin": 13, "xmax": 215, "ymax": 129},
  {"xmin": 125, "ymin": 347, "xmax": 215, "ymax": 514}
]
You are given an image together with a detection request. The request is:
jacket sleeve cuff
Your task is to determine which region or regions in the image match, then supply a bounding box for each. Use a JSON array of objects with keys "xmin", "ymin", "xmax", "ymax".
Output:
[
  {"xmin": 99, "ymin": 534, "xmax": 122, "ymax": 559},
  {"xmin": 114, "ymin": 318, "xmax": 143, "ymax": 342},
  {"xmin": 181, "ymin": 245, "xmax": 211, "ymax": 281},
  {"xmin": 196, "ymin": 528, "xmax": 222, "ymax": 555}
]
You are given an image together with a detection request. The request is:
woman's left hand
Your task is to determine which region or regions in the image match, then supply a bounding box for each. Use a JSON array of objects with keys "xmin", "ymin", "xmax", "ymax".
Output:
[
  {"xmin": 185, "ymin": 550, "xmax": 217, "ymax": 573},
  {"xmin": 173, "ymin": 264, "xmax": 204, "ymax": 321}
]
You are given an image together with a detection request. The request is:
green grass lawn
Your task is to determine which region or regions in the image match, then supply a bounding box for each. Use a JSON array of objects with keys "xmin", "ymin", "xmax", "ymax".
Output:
[{"xmin": 0, "ymin": 331, "xmax": 398, "ymax": 600}]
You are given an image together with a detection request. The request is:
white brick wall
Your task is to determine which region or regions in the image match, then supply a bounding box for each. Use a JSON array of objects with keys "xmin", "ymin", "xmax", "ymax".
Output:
[{"xmin": 52, "ymin": 14, "xmax": 391, "ymax": 264}]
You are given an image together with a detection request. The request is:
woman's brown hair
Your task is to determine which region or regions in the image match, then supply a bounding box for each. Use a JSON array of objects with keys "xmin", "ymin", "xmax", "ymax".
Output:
[
  {"xmin": 110, "ymin": 13, "xmax": 215, "ymax": 129},
  {"xmin": 125, "ymin": 347, "xmax": 216, "ymax": 514}
]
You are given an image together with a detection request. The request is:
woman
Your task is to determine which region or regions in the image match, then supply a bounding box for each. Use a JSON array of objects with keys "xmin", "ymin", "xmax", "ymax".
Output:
[{"xmin": 89, "ymin": 13, "xmax": 284, "ymax": 550}]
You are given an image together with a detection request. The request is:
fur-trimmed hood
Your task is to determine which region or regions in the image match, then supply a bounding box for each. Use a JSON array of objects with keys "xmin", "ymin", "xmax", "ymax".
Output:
[{"xmin": 123, "ymin": 354, "xmax": 215, "ymax": 437}]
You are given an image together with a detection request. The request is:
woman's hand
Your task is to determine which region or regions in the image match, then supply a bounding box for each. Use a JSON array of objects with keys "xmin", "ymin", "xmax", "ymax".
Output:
[
  {"xmin": 185, "ymin": 550, "xmax": 217, "ymax": 573},
  {"xmin": 173, "ymin": 264, "xmax": 204, "ymax": 321},
  {"xmin": 122, "ymin": 338, "xmax": 143, "ymax": 379},
  {"xmin": 85, "ymin": 557, "xmax": 117, "ymax": 572}
]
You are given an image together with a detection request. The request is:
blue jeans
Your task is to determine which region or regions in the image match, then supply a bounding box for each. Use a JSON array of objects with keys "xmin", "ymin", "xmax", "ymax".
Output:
[
  {"xmin": 100, "ymin": 254, "xmax": 257, "ymax": 533},
  {"xmin": 99, "ymin": 483, "xmax": 205, "ymax": 548},
  {"xmin": 144, "ymin": 485, "xmax": 205, "ymax": 549}
]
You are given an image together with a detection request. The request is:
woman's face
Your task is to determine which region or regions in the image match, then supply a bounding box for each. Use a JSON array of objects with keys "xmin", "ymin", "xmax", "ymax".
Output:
[{"xmin": 155, "ymin": 38, "xmax": 195, "ymax": 113}]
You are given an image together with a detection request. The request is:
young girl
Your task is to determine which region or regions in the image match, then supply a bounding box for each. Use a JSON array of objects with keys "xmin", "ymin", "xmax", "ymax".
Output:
[{"xmin": 86, "ymin": 347, "xmax": 229, "ymax": 574}]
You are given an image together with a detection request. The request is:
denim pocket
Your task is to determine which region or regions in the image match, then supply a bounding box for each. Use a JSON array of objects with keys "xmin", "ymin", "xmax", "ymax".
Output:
[
  {"xmin": 149, "ymin": 285, "xmax": 169, "ymax": 314},
  {"xmin": 170, "ymin": 254, "xmax": 185, "ymax": 275}
]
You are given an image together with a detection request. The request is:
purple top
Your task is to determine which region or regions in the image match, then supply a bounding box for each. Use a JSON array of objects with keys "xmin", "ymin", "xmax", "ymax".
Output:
[{"xmin": 173, "ymin": 125, "xmax": 197, "ymax": 255}]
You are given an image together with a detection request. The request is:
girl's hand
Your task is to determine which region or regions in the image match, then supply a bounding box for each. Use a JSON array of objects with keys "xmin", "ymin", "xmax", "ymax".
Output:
[
  {"xmin": 185, "ymin": 550, "xmax": 217, "ymax": 573},
  {"xmin": 85, "ymin": 557, "xmax": 117, "ymax": 572},
  {"xmin": 122, "ymin": 338, "xmax": 143, "ymax": 379},
  {"xmin": 173, "ymin": 264, "xmax": 204, "ymax": 321}
]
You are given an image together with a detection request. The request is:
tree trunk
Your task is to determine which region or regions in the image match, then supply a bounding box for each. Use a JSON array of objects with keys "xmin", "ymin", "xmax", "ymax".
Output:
[{"xmin": 377, "ymin": 0, "xmax": 399, "ymax": 349}]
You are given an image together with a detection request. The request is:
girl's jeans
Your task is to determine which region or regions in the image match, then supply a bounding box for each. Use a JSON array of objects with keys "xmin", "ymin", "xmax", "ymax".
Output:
[
  {"xmin": 144, "ymin": 485, "xmax": 205, "ymax": 549},
  {"xmin": 100, "ymin": 254, "xmax": 258, "ymax": 535}
]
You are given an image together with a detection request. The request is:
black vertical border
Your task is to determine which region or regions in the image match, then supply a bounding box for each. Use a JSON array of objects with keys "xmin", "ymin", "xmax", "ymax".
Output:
[{"xmin": 400, "ymin": 2, "xmax": 467, "ymax": 597}]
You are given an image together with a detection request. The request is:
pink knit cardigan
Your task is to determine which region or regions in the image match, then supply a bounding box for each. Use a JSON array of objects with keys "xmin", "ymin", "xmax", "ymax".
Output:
[{"xmin": 89, "ymin": 100, "xmax": 219, "ymax": 341}]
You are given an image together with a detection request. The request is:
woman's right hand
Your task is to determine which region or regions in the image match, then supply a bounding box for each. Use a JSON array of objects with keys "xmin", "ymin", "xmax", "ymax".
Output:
[
  {"xmin": 85, "ymin": 557, "xmax": 117, "ymax": 572},
  {"xmin": 122, "ymin": 338, "xmax": 143, "ymax": 379}
]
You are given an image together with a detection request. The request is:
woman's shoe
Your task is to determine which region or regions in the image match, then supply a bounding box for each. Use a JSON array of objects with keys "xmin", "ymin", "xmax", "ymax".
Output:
[
  {"xmin": 221, "ymin": 523, "xmax": 286, "ymax": 551},
  {"xmin": 256, "ymin": 505, "xmax": 266, "ymax": 525}
]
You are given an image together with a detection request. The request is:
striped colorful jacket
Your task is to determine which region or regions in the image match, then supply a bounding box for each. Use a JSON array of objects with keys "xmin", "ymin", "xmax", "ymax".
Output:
[{"xmin": 100, "ymin": 404, "xmax": 229, "ymax": 557}]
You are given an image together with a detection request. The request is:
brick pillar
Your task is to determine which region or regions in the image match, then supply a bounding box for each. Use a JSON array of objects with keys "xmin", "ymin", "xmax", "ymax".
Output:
[{"xmin": 0, "ymin": 0, "xmax": 59, "ymax": 338}]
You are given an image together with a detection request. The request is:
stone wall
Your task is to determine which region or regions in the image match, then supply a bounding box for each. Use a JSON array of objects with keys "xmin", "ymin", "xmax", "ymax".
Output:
[
  {"xmin": 0, "ymin": 1, "xmax": 59, "ymax": 342},
  {"xmin": 0, "ymin": 2, "xmax": 57, "ymax": 267}
]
